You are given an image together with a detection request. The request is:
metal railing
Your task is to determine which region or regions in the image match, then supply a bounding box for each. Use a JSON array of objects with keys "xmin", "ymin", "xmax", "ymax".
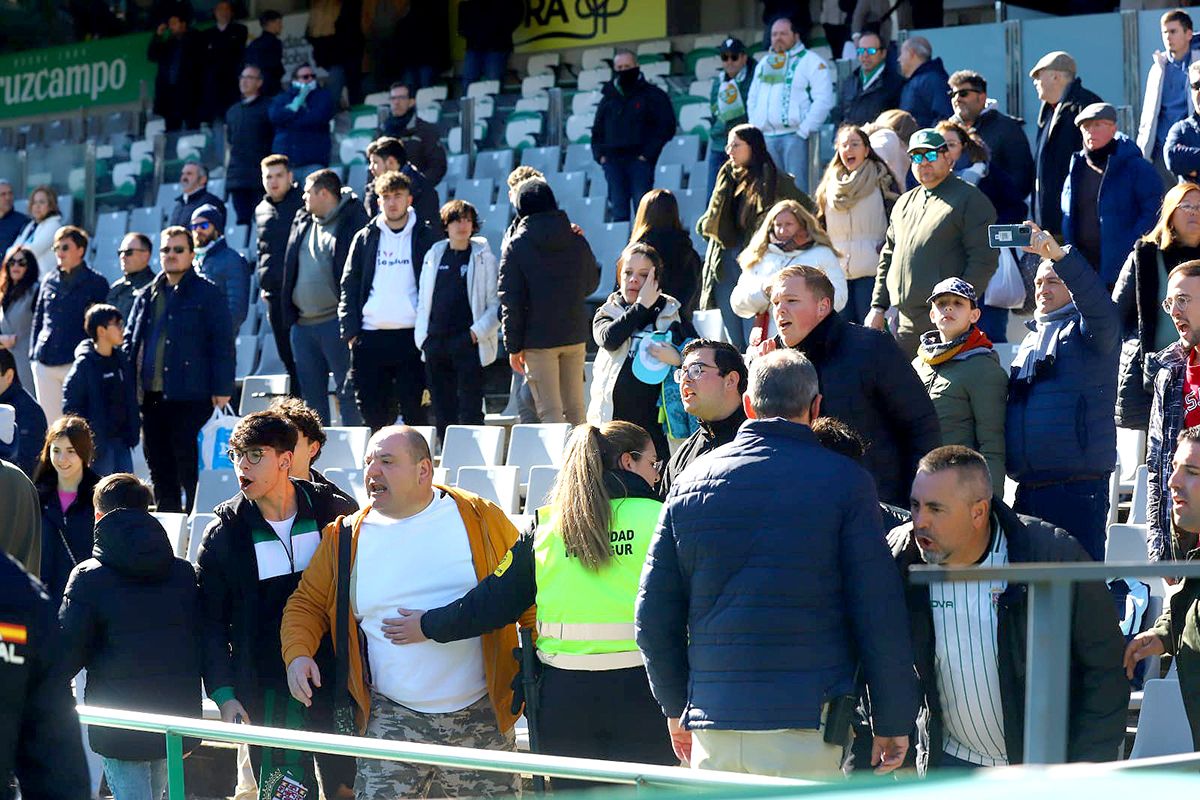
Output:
[
  {"xmin": 76, "ymin": 706, "xmax": 818, "ymax": 800},
  {"xmin": 909, "ymin": 560, "xmax": 1200, "ymax": 765}
]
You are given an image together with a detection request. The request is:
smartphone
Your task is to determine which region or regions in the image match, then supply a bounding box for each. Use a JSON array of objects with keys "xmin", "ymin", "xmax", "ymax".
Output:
[{"xmin": 988, "ymin": 224, "xmax": 1032, "ymax": 249}]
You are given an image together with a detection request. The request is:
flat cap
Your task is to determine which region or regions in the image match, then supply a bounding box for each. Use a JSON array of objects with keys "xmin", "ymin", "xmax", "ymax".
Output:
[
  {"xmin": 1074, "ymin": 102, "xmax": 1117, "ymax": 127},
  {"xmin": 1029, "ymin": 51, "xmax": 1076, "ymax": 78}
]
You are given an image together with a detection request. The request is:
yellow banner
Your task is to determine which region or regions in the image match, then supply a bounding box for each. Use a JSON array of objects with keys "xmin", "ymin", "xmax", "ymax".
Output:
[{"xmin": 513, "ymin": 0, "xmax": 667, "ymax": 54}]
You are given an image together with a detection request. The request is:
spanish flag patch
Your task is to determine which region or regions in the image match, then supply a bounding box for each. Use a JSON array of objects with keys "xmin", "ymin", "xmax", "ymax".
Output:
[{"xmin": 0, "ymin": 622, "xmax": 27, "ymax": 645}]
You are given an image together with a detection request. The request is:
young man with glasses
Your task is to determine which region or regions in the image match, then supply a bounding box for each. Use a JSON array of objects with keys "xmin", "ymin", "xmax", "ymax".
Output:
[
  {"xmin": 196, "ymin": 412, "xmax": 358, "ymax": 800},
  {"xmin": 123, "ymin": 227, "xmax": 234, "ymax": 512},
  {"xmin": 269, "ymin": 63, "xmax": 336, "ymax": 181},
  {"xmin": 106, "ymin": 233, "xmax": 155, "ymax": 321},
  {"xmin": 837, "ymin": 30, "xmax": 902, "ymax": 127},
  {"xmin": 705, "ymin": 38, "xmax": 756, "ymax": 196},
  {"xmin": 948, "ymin": 69, "xmax": 1035, "ymax": 201}
]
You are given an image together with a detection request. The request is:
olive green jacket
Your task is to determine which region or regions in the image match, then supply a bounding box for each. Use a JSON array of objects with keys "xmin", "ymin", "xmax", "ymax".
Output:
[{"xmin": 1150, "ymin": 543, "xmax": 1200, "ymax": 747}]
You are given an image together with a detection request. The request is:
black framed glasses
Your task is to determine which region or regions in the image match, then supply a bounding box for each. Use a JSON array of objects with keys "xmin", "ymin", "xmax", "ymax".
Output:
[
  {"xmin": 54, "ymin": 243, "xmax": 73, "ymax": 252},
  {"xmin": 117, "ymin": 248, "xmax": 147, "ymax": 257},
  {"xmin": 227, "ymin": 446, "xmax": 268, "ymax": 465},
  {"xmin": 948, "ymin": 88, "xmax": 980, "ymax": 98},
  {"xmin": 673, "ymin": 362, "xmax": 719, "ymax": 384},
  {"xmin": 159, "ymin": 245, "xmax": 189, "ymax": 255},
  {"xmin": 6, "ymin": 257, "xmax": 26, "ymax": 266}
]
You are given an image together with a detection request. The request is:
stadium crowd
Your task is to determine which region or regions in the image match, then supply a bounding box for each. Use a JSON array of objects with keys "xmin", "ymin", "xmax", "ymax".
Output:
[{"xmin": 8, "ymin": 5, "xmax": 1200, "ymax": 800}]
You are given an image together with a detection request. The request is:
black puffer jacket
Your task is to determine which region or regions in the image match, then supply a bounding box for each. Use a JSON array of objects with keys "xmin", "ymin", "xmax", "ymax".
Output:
[
  {"xmin": 36, "ymin": 469, "xmax": 98, "ymax": 609},
  {"xmin": 338, "ymin": 213, "xmax": 439, "ymax": 342},
  {"xmin": 498, "ymin": 211, "xmax": 600, "ymax": 353},
  {"xmin": 254, "ymin": 185, "xmax": 303, "ymax": 298},
  {"xmin": 58, "ymin": 509, "xmax": 201, "ymax": 760},
  {"xmin": 590, "ymin": 74, "xmax": 676, "ymax": 163}
]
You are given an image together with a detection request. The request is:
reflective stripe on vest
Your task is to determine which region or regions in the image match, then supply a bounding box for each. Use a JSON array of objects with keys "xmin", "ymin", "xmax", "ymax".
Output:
[
  {"xmin": 536, "ymin": 649, "xmax": 646, "ymax": 670},
  {"xmin": 536, "ymin": 621, "xmax": 637, "ymax": 641}
]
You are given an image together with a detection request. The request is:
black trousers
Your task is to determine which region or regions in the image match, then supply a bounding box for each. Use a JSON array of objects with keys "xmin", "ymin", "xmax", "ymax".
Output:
[
  {"xmin": 351, "ymin": 328, "xmax": 426, "ymax": 431},
  {"xmin": 141, "ymin": 393, "xmax": 212, "ymax": 513},
  {"xmin": 537, "ymin": 664, "xmax": 677, "ymax": 790},
  {"xmin": 229, "ymin": 189, "xmax": 261, "ymax": 229},
  {"xmin": 264, "ymin": 293, "xmax": 300, "ymax": 394},
  {"xmin": 423, "ymin": 331, "xmax": 484, "ymax": 436}
]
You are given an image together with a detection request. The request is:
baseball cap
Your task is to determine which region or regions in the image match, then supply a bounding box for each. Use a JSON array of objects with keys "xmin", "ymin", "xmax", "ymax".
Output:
[
  {"xmin": 1074, "ymin": 102, "xmax": 1117, "ymax": 127},
  {"xmin": 907, "ymin": 129, "xmax": 947, "ymax": 153},
  {"xmin": 1029, "ymin": 51, "xmax": 1076, "ymax": 79},
  {"xmin": 632, "ymin": 331, "xmax": 674, "ymax": 385},
  {"xmin": 719, "ymin": 37, "xmax": 746, "ymax": 56},
  {"xmin": 927, "ymin": 277, "xmax": 978, "ymax": 306}
]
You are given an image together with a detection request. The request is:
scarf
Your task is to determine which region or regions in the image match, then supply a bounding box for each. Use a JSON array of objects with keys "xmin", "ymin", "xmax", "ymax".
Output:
[
  {"xmin": 1012, "ymin": 301, "xmax": 1078, "ymax": 382},
  {"xmin": 770, "ymin": 233, "xmax": 811, "ymax": 253},
  {"xmin": 828, "ymin": 159, "xmax": 898, "ymax": 212},
  {"xmin": 919, "ymin": 325, "xmax": 993, "ymax": 366}
]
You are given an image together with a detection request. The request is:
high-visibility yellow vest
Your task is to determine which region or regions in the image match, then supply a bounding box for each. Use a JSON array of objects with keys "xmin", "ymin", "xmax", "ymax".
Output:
[{"xmin": 532, "ymin": 497, "xmax": 661, "ymax": 670}]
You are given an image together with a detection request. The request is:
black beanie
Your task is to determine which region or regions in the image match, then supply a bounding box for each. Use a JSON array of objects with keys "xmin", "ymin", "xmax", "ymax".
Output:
[{"xmin": 514, "ymin": 179, "xmax": 558, "ymax": 218}]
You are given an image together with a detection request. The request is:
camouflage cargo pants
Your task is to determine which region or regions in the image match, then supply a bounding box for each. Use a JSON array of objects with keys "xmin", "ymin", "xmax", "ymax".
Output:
[{"xmin": 355, "ymin": 693, "xmax": 520, "ymax": 799}]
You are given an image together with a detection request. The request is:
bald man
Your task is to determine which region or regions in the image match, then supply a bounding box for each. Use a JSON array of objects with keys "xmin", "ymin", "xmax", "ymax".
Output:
[{"xmin": 281, "ymin": 426, "xmax": 527, "ymax": 800}]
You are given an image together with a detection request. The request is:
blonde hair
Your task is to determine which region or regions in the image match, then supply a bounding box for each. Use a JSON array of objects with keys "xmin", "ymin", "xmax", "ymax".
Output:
[
  {"xmin": 738, "ymin": 199, "xmax": 840, "ymax": 270},
  {"xmin": 1143, "ymin": 181, "xmax": 1200, "ymax": 250},
  {"xmin": 549, "ymin": 421, "xmax": 651, "ymax": 570}
]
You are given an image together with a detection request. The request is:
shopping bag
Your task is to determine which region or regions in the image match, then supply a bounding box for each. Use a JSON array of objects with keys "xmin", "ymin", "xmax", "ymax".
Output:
[
  {"xmin": 197, "ymin": 405, "xmax": 240, "ymax": 471},
  {"xmin": 983, "ymin": 246, "xmax": 1026, "ymax": 309}
]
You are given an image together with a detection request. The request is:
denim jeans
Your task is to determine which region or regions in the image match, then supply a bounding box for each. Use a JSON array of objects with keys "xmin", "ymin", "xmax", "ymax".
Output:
[
  {"xmin": 976, "ymin": 303, "xmax": 1009, "ymax": 344},
  {"xmin": 92, "ymin": 437, "xmax": 134, "ymax": 477},
  {"xmin": 289, "ymin": 317, "xmax": 361, "ymax": 427},
  {"xmin": 1013, "ymin": 476, "xmax": 1110, "ymax": 561},
  {"xmin": 764, "ymin": 132, "xmax": 810, "ymax": 193},
  {"xmin": 461, "ymin": 49, "xmax": 509, "ymax": 90},
  {"xmin": 601, "ymin": 156, "xmax": 654, "ymax": 222},
  {"xmin": 102, "ymin": 757, "xmax": 167, "ymax": 800},
  {"xmin": 840, "ymin": 276, "xmax": 875, "ymax": 326}
]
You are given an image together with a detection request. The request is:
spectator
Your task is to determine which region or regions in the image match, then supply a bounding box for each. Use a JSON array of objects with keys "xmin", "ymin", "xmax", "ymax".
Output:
[
  {"xmin": 0, "ymin": 540, "xmax": 90, "ymax": 800},
  {"xmin": 1031, "ymin": 51, "xmax": 1102, "ymax": 235},
  {"xmin": 0, "ymin": 349, "xmax": 46, "ymax": 478},
  {"xmin": 199, "ymin": 0, "xmax": 247, "ymax": 125},
  {"xmin": 949, "ymin": 69, "xmax": 1036, "ymax": 203},
  {"xmin": 866, "ymin": 109, "xmax": 919, "ymax": 188},
  {"xmin": 898, "ymin": 36, "xmax": 953, "ymax": 128},
  {"xmin": 1147, "ymin": 260, "xmax": 1200, "ymax": 562},
  {"xmin": 147, "ymin": 9, "xmax": 203, "ymax": 132},
  {"xmin": 281, "ymin": 426, "xmax": 523, "ymax": 799},
  {"xmin": 810, "ymin": 415, "xmax": 912, "ymax": 535},
  {"xmin": 0, "ymin": 456, "xmax": 41, "ymax": 572},
  {"xmin": 1061, "ymin": 103, "xmax": 1164, "ymax": 289},
  {"xmin": 814, "ymin": 125, "xmax": 899, "ymax": 324},
  {"xmin": 386, "ymin": 421, "xmax": 673, "ymax": 789},
  {"xmin": 746, "ymin": 16, "xmax": 835, "ymax": 192},
  {"xmin": 266, "ymin": 396, "xmax": 359, "ymax": 506},
  {"xmin": 1138, "ymin": 10, "xmax": 1200, "ymax": 186},
  {"xmin": 243, "ymin": 10, "xmax": 284, "ymax": 97},
  {"xmin": 191, "ymin": 204, "xmax": 250, "ymax": 334},
  {"xmin": 838, "ymin": 30, "xmax": 903, "ymax": 127},
  {"xmin": 637, "ymin": 348, "xmax": 919, "ymax": 777},
  {"xmin": 591, "ymin": 49, "xmax": 675, "ymax": 223},
  {"xmin": 705, "ymin": 37, "xmax": 756, "ymax": 196},
  {"xmin": 851, "ymin": 0, "xmax": 916, "ymax": 42},
  {"xmin": 269, "ymin": 64, "xmax": 336, "ymax": 178},
  {"xmin": 414, "ymin": 200, "xmax": 499, "ymax": 434},
  {"xmin": 32, "ymin": 415, "xmax": 97, "ymax": 607},
  {"xmin": 498, "ymin": 179, "xmax": 600, "ymax": 425},
  {"xmin": 699, "ymin": 124, "xmax": 817, "ymax": 351},
  {"xmin": 758, "ymin": 265, "xmax": 941, "ymax": 506},
  {"xmin": 1126, "ymin": 425, "xmax": 1200, "ymax": 743},
  {"xmin": 340, "ymin": 170, "xmax": 435, "ymax": 430},
  {"xmin": 254, "ymin": 154, "xmax": 303, "ymax": 391},
  {"xmin": 1114, "ymin": 182, "xmax": 1200, "ymax": 432},
  {"xmin": 380, "ymin": 82, "xmax": 448, "ymax": 186},
  {"xmin": 196, "ymin": 413, "xmax": 358, "ymax": 799},
  {"xmin": 1165, "ymin": 61, "xmax": 1200, "ymax": 183},
  {"xmin": 281, "ymin": 169, "xmax": 366, "ymax": 427},
  {"xmin": 389, "ymin": 0, "xmax": 450, "ymax": 93},
  {"xmin": 305, "ymin": 0, "xmax": 364, "ymax": 109},
  {"xmin": 225, "ymin": 64, "xmax": 275, "ymax": 226},
  {"xmin": 913, "ymin": 279, "xmax": 1008, "ymax": 497},
  {"xmin": 124, "ymin": 227, "xmax": 235, "ymax": 513},
  {"xmin": 106, "ymin": 233, "xmax": 155, "ymax": 322},
  {"xmin": 1006, "ymin": 224, "xmax": 1119, "ymax": 562},
  {"xmin": 57, "ymin": 474, "xmax": 202, "ymax": 800},
  {"xmin": 589, "ymin": 243, "xmax": 692, "ymax": 460},
  {"xmin": 29, "ymin": 226, "xmax": 108, "ymax": 424},
  {"xmin": 167, "ymin": 162, "xmax": 226, "ymax": 229},
  {"xmin": 9, "ymin": 186, "xmax": 62, "ymax": 272},
  {"xmin": 733, "ymin": 199, "xmax": 846, "ymax": 345},
  {"xmin": 867, "ymin": 130, "xmax": 997, "ymax": 357},
  {"xmin": 62, "ymin": 305, "xmax": 137, "ymax": 477},
  {"xmin": 363, "ymin": 136, "xmax": 441, "ymax": 227},
  {"xmin": 500, "ymin": 165, "xmax": 544, "ymax": 251},
  {"xmin": 892, "ymin": 445, "xmax": 1129, "ymax": 770},
  {"xmin": 630, "ymin": 190, "xmax": 701, "ymax": 320},
  {"xmin": 0, "ymin": 180, "xmax": 29, "ymax": 255},
  {"xmin": 659, "ymin": 339, "xmax": 747, "ymax": 496},
  {"xmin": 0, "ymin": 248, "xmax": 39, "ymax": 390},
  {"xmin": 456, "ymin": 0, "xmax": 523, "ymax": 89}
]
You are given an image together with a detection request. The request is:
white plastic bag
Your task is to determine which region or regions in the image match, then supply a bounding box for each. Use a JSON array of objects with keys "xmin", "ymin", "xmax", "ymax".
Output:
[
  {"xmin": 197, "ymin": 405, "xmax": 239, "ymax": 471},
  {"xmin": 984, "ymin": 247, "xmax": 1026, "ymax": 310}
]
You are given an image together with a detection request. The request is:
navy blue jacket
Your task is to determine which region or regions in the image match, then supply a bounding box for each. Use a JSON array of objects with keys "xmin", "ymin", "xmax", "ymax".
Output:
[
  {"xmin": 254, "ymin": 185, "xmax": 303, "ymax": 298},
  {"xmin": 0, "ymin": 208, "xmax": 29, "ymax": 254},
  {"xmin": 1061, "ymin": 135, "xmax": 1164, "ymax": 286},
  {"xmin": 1006, "ymin": 247, "xmax": 1120, "ymax": 483},
  {"xmin": 636, "ymin": 418, "xmax": 920, "ymax": 735},
  {"xmin": 29, "ymin": 264, "xmax": 109, "ymax": 367},
  {"xmin": 899, "ymin": 57, "xmax": 953, "ymax": 129},
  {"xmin": 268, "ymin": 86, "xmax": 335, "ymax": 168},
  {"xmin": 0, "ymin": 380, "xmax": 46, "ymax": 478},
  {"xmin": 167, "ymin": 188, "xmax": 226, "ymax": 230},
  {"xmin": 62, "ymin": 340, "xmax": 139, "ymax": 448},
  {"xmin": 124, "ymin": 269, "xmax": 235, "ymax": 402},
  {"xmin": 1165, "ymin": 110, "xmax": 1200, "ymax": 181},
  {"xmin": 196, "ymin": 238, "xmax": 250, "ymax": 333}
]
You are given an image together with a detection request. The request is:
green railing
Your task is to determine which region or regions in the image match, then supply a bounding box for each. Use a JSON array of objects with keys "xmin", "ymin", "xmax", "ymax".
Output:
[{"xmin": 76, "ymin": 706, "xmax": 819, "ymax": 799}]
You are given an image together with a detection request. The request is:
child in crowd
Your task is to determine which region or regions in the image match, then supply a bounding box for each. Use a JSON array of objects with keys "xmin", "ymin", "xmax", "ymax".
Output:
[{"xmin": 62, "ymin": 304, "xmax": 139, "ymax": 476}]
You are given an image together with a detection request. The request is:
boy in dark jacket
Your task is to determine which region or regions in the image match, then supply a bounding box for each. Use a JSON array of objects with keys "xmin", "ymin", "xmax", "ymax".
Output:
[
  {"xmin": 63, "ymin": 305, "xmax": 139, "ymax": 477},
  {"xmin": 58, "ymin": 474, "xmax": 201, "ymax": 800}
]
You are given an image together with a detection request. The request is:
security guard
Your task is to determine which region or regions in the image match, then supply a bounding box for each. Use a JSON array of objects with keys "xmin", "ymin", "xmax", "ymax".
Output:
[
  {"xmin": 0, "ymin": 551, "xmax": 89, "ymax": 800},
  {"xmin": 385, "ymin": 421, "xmax": 676, "ymax": 788}
]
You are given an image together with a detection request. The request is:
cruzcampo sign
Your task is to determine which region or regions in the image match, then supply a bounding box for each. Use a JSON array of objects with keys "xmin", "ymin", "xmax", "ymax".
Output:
[{"xmin": 0, "ymin": 33, "xmax": 154, "ymax": 120}]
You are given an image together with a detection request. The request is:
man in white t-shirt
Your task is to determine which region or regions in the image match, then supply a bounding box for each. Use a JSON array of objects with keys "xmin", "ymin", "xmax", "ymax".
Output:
[
  {"xmin": 282, "ymin": 425, "xmax": 532, "ymax": 798},
  {"xmin": 885, "ymin": 445, "xmax": 1128, "ymax": 772}
]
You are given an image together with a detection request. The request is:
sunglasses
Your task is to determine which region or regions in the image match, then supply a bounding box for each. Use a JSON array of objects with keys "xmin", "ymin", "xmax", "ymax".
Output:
[
  {"xmin": 295, "ymin": 73, "xmax": 316, "ymax": 81},
  {"xmin": 1192, "ymin": 81, "xmax": 1200, "ymax": 90},
  {"xmin": 948, "ymin": 88, "xmax": 980, "ymax": 98},
  {"xmin": 910, "ymin": 150, "xmax": 943, "ymax": 164},
  {"xmin": 720, "ymin": 53, "xmax": 741, "ymax": 61},
  {"xmin": 856, "ymin": 46, "xmax": 880, "ymax": 56},
  {"xmin": 7, "ymin": 258, "xmax": 26, "ymax": 266},
  {"xmin": 117, "ymin": 248, "xmax": 147, "ymax": 257},
  {"xmin": 227, "ymin": 447, "xmax": 268, "ymax": 465},
  {"xmin": 159, "ymin": 245, "xmax": 189, "ymax": 255},
  {"xmin": 54, "ymin": 243, "xmax": 74, "ymax": 252},
  {"xmin": 189, "ymin": 221, "xmax": 213, "ymax": 231}
]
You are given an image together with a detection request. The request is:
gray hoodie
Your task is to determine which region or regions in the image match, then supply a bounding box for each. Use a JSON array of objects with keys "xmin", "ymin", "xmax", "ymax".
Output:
[{"xmin": 293, "ymin": 187, "xmax": 356, "ymax": 325}]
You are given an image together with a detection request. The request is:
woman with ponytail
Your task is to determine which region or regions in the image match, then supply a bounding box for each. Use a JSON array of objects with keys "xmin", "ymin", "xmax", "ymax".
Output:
[{"xmin": 384, "ymin": 421, "xmax": 675, "ymax": 787}]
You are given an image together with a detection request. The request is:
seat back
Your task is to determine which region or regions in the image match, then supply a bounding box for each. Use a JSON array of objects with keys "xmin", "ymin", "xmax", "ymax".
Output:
[
  {"xmin": 457, "ymin": 466, "xmax": 520, "ymax": 514},
  {"xmin": 322, "ymin": 427, "xmax": 371, "ymax": 470},
  {"xmin": 187, "ymin": 513, "xmax": 216, "ymax": 563},
  {"xmin": 525, "ymin": 465, "xmax": 558, "ymax": 514},
  {"xmin": 440, "ymin": 425, "xmax": 506, "ymax": 479},
  {"xmin": 151, "ymin": 512, "xmax": 189, "ymax": 558},
  {"xmin": 506, "ymin": 424, "xmax": 570, "ymax": 486},
  {"xmin": 193, "ymin": 470, "xmax": 241, "ymax": 516},
  {"xmin": 1130, "ymin": 679, "xmax": 1193, "ymax": 759},
  {"xmin": 1105, "ymin": 523, "xmax": 1150, "ymax": 564}
]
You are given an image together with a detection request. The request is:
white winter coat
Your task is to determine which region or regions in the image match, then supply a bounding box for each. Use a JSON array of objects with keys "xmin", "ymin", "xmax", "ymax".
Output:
[
  {"xmin": 587, "ymin": 292, "xmax": 682, "ymax": 427},
  {"xmin": 1137, "ymin": 45, "xmax": 1200, "ymax": 159},
  {"xmin": 730, "ymin": 244, "xmax": 846, "ymax": 339},
  {"xmin": 414, "ymin": 236, "xmax": 501, "ymax": 366},
  {"xmin": 746, "ymin": 43, "xmax": 836, "ymax": 139},
  {"xmin": 11, "ymin": 214, "xmax": 63, "ymax": 277},
  {"xmin": 821, "ymin": 189, "xmax": 889, "ymax": 281}
]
